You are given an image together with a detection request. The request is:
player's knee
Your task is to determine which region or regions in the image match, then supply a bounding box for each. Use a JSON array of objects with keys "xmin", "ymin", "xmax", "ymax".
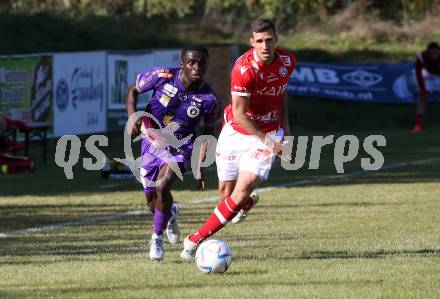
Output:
[
  {"xmin": 231, "ymin": 189, "xmax": 251, "ymax": 205},
  {"xmin": 145, "ymin": 194, "xmax": 156, "ymax": 213},
  {"xmin": 146, "ymin": 201, "xmax": 155, "ymax": 213},
  {"xmin": 155, "ymin": 184, "xmax": 169, "ymax": 196},
  {"xmin": 219, "ymin": 185, "xmax": 230, "ymax": 198},
  {"xmin": 219, "ymin": 182, "xmax": 234, "ymax": 201}
]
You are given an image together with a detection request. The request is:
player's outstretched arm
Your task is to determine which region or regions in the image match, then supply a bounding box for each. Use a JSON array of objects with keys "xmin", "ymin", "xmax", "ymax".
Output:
[
  {"xmin": 196, "ymin": 124, "xmax": 215, "ymax": 191},
  {"xmin": 231, "ymin": 94, "xmax": 265, "ymax": 142},
  {"xmin": 232, "ymin": 94, "xmax": 285, "ymax": 157},
  {"xmin": 281, "ymin": 93, "xmax": 291, "ymax": 137},
  {"xmin": 125, "ymin": 84, "xmax": 141, "ymax": 136}
]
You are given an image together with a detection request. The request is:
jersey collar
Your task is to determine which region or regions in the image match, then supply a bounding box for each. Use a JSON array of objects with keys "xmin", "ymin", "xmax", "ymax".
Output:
[{"xmin": 252, "ymin": 49, "xmax": 280, "ymax": 70}]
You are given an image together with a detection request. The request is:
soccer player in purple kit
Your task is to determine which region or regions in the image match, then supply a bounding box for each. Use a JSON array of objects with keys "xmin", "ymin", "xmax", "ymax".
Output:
[{"xmin": 125, "ymin": 45, "xmax": 220, "ymax": 261}]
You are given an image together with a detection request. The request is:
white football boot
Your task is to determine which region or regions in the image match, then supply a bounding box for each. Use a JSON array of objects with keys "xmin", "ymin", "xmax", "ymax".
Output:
[
  {"xmin": 231, "ymin": 191, "xmax": 259, "ymax": 224},
  {"xmin": 166, "ymin": 203, "xmax": 180, "ymax": 244},
  {"xmin": 180, "ymin": 236, "xmax": 199, "ymax": 261},
  {"xmin": 149, "ymin": 234, "xmax": 165, "ymax": 261}
]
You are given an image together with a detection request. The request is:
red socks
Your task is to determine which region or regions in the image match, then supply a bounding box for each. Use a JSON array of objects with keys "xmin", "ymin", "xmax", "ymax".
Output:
[
  {"xmin": 415, "ymin": 113, "xmax": 423, "ymax": 126},
  {"xmin": 189, "ymin": 196, "xmax": 240, "ymax": 243}
]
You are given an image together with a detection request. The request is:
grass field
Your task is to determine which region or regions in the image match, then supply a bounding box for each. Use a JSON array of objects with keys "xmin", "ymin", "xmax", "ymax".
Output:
[{"xmin": 1, "ymin": 125, "xmax": 440, "ymax": 298}]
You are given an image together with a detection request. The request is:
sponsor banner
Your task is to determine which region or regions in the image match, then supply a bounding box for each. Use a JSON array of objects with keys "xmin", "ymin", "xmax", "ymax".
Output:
[
  {"xmin": 0, "ymin": 55, "xmax": 53, "ymax": 123},
  {"xmin": 53, "ymin": 51, "xmax": 106, "ymax": 137},
  {"xmin": 107, "ymin": 51, "xmax": 166, "ymax": 131},
  {"xmin": 206, "ymin": 46, "xmax": 238, "ymax": 109},
  {"xmin": 107, "ymin": 46, "xmax": 239, "ymax": 131},
  {"xmin": 108, "ymin": 51, "xmax": 155, "ymax": 110},
  {"xmin": 288, "ymin": 62, "xmax": 440, "ymax": 104},
  {"xmin": 152, "ymin": 49, "xmax": 181, "ymax": 67}
]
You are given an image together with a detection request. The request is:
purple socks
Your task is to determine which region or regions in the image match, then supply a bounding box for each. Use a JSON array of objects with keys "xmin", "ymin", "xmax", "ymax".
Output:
[{"xmin": 153, "ymin": 208, "xmax": 171, "ymax": 235}]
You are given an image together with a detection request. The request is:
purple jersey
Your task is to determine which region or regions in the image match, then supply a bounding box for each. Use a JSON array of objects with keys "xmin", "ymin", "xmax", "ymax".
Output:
[
  {"xmin": 135, "ymin": 67, "xmax": 220, "ymax": 194},
  {"xmin": 136, "ymin": 67, "xmax": 219, "ymax": 141}
]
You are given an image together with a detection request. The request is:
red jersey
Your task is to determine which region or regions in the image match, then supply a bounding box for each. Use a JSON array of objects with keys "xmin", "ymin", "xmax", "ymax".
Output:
[
  {"xmin": 225, "ymin": 48, "xmax": 296, "ymax": 134},
  {"xmin": 416, "ymin": 50, "xmax": 440, "ymax": 97}
]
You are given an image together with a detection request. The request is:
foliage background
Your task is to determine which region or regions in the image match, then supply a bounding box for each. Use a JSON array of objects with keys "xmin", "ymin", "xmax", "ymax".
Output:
[
  {"xmin": 1, "ymin": 0, "xmax": 440, "ymax": 130},
  {"xmin": 1, "ymin": 0, "xmax": 440, "ymax": 59}
]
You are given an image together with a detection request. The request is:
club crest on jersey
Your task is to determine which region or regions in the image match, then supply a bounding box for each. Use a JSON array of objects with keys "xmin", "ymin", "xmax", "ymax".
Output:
[
  {"xmin": 187, "ymin": 105, "xmax": 200, "ymax": 118},
  {"xmin": 280, "ymin": 55, "xmax": 291, "ymax": 66},
  {"xmin": 163, "ymin": 83, "xmax": 178, "ymax": 97},
  {"xmin": 279, "ymin": 66, "xmax": 288, "ymax": 77}
]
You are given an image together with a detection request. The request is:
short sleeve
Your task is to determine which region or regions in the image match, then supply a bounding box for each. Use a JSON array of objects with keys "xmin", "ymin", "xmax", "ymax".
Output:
[
  {"xmin": 203, "ymin": 93, "xmax": 221, "ymax": 126},
  {"xmin": 230, "ymin": 63, "xmax": 254, "ymax": 97},
  {"xmin": 279, "ymin": 52, "xmax": 297, "ymax": 77},
  {"xmin": 135, "ymin": 68, "xmax": 164, "ymax": 94}
]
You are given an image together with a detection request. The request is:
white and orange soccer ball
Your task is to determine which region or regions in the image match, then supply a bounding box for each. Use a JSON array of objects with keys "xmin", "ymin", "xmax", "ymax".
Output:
[{"xmin": 195, "ymin": 239, "xmax": 232, "ymax": 274}]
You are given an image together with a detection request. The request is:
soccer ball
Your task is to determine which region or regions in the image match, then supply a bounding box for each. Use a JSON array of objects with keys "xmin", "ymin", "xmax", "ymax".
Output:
[{"xmin": 195, "ymin": 239, "xmax": 232, "ymax": 274}]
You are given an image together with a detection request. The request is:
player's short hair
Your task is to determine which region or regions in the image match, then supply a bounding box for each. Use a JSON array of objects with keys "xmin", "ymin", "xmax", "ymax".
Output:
[
  {"xmin": 181, "ymin": 45, "xmax": 209, "ymax": 61},
  {"xmin": 250, "ymin": 19, "xmax": 277, "ymax": 36},
  {"xmin": 427, "ymin": 42, "xmax": 440, "ymax": 51}
]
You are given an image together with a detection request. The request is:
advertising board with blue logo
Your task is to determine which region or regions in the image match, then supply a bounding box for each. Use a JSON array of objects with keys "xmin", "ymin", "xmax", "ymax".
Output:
[
  {"xmin": 53, "ymin": 51, "xmax": 106, "ymax": 137},
  {"xmin": 288, "ymin": 62, "xmax": 440, "ymax": 104},
  {"xmin": 107, "ymin": 50, "xmax": 182, "ymax": 131}
]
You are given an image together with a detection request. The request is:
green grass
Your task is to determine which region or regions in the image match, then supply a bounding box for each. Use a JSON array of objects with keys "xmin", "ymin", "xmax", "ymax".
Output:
[{"xmin": 1, "ymin": 125, "xmax": 440, "ymax": 298}]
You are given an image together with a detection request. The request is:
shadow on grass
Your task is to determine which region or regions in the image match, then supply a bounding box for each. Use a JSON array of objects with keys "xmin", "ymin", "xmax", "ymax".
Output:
[
  {"xmin": 237, "ymin": 248, "xmax": 440, "ymax": 262},
  {"xmin": 0, "ymin": 278, "xmax": 383, "ymax": 297},
  {"xmin": 295, "ymin": 248, "xmax": 440, "ymax": 260}
]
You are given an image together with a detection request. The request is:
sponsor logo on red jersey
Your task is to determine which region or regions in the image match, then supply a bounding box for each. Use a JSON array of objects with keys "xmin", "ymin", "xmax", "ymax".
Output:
[{"xmin": 228, "ymin": 49, "xmax": 296, "ymax": 134}]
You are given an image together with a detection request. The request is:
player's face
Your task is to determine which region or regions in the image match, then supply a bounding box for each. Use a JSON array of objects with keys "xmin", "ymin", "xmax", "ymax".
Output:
[
  {"xmin": 181, "ymin": 50, "xmax": 208, "ymax": 82},
  {"xmin": 250, "ymin": 30, "xmax": 278, "ymax": 63}
]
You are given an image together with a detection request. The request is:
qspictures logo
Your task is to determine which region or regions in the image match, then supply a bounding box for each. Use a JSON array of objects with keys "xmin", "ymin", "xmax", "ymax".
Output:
[{"xmin": 54, "ymin": 112, "xmax": 386, "ymax": 186}]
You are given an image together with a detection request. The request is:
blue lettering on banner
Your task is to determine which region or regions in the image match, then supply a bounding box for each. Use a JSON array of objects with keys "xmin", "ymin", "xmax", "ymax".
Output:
[
  {"xmin": 87, "ymin": 111, "xmax": 99, "ymax": 126},
  {"xmin": 70, "ymin": 67, "xmax": 104, "ymax": 109},
  {"xmin": 288, "ymin": 62, "xmax": 440, "ymax": 104}
]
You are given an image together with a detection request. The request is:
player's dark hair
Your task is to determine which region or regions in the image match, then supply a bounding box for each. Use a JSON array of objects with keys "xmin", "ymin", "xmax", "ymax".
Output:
[
  {"xmin": 427, "ymin": 42, "xmax": 440, "ymax": 51},
  {"xmin": 250, "ymin": 19, "xmax": 276, "ymax": 36},
  {"xmin": 181, "ymin": 45, "xmax": 209, "ymax": 61}
]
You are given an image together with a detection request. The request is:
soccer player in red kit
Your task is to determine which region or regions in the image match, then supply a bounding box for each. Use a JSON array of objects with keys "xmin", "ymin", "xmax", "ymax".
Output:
[
  {"xmin": 412, "ymin": 42, "xmax": 440, "ymax": 133},
  {"xmin": 181, "ymin": 19, "xmax": 296, "ymax": 260}
]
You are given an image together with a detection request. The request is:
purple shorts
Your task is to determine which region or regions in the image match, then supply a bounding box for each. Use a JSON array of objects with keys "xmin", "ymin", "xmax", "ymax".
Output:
[{"xmin": 140, "ymin": 138, "xmax": 191, "ymax": 194}]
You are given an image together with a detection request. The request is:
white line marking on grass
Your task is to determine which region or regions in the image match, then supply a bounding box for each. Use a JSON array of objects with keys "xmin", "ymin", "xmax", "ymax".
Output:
[
  {"xmin": 259, "ymin": 156, "xmax": 440, "ymax": 192},
  {"xmin": 0, "ymin": 210, "xmax": 147, "ymax": 239},
  {"xmin": 2, "ymin": 156, "xmax": 440, "ymax": 239},
  {"xmin": 97, "ymin": 166, "xmax": 217, "ymax": 189}
]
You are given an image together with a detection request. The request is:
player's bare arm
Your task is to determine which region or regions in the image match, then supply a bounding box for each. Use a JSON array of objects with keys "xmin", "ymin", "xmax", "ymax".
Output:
[
  {"xmin": 281, "ymin": 92, "xmax": 291, "ymax": 137},
  {"xmin": 231, "ymin": 94, "xmax": 264, "ymax": 140},
  {"xmin": 125, "ymin": 84, "xmax": 141, "ymax": 136},
  {"xmin": 232, "ymin": 94, "xmax": 284, "ymax": 156},
  {"xmin": 196, "ymin": 124, "xmax": 215, "ymax": 191}
]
